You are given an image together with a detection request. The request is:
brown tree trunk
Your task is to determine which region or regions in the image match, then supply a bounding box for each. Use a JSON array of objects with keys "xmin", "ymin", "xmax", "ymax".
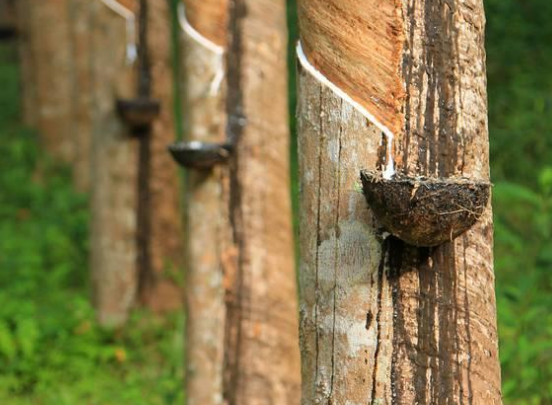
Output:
[
  {"xmin": 179, "ymin": 0, "xmax": 227, "ymax": 403},
  {"xmin": 137, "ymin": 0, "xmax": 184, "ymax": 313},
  {"xmin": 23, "ymin": 0, "xmax": 74, "ymax": 162},
  {"xmin": 68, "ymin": 0, "xmax": 93, "ymax": 191},
  {"xmin": 297, "ymin": 0, "xmax": 502, "ymax": 404},
  {"xmin": 179, "ymin": 0, "xmax": 301, "ymax": 403},
  {"xmin": 90, "ymin": 0, "xmax": 183, "ymax": 325},
  {"xmin": 90, "ymin": 0, "xmax": 139, "ymax": 327},
  {"xmin": 16, "ymin": 0, "xmax": 92, "ymax": 190}
]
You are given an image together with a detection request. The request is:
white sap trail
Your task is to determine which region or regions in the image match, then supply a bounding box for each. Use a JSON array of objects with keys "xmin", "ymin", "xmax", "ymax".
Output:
[
  {"xmin": 177, "ymin": 3, "xmax": 225, "ymax": 95},
  {"xmin": 296, "ymin": 42, "xmax": 396, "ymax": 179},
  {"xmin": 100, "ymin": 0, "xmax": 137, "ymax": 64},
  {"xmin": 177, "ymin": 3, "xmax": 224, "ymax": 55}
]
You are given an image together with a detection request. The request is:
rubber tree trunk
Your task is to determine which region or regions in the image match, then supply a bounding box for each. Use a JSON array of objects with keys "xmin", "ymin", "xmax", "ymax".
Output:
[
  {"xmin": 180, "ymin": 0, "xmax": 301, "ymax": 403},
  {"xmin": 15, "ymin": 0, "xmax": 91, "ymax": 190},
  {"xmin": 90, "ymin": 0, "xmax": 139, "ymax": 328},
  {"xmin": 137, "ymin": 0, "xmax": 184, "ymax": 313},
  {"xmin": 20, "ymin": 0, "xmax": 74, "ymax": 162},
  {"xmin": 179, "ymin": 0, "xmax": 227, "ymax": 403},
  {"xmin": 296, "ymin": 0, "xmax": 503, "ymax": 404},
  {"xmin": 68, "ymin": 0, "xmax": 93, "ymax": 191}
]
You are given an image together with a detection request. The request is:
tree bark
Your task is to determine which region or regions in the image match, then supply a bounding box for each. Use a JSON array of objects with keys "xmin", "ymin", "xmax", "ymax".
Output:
[
  {"xmin": 68, "ymin": 0, "xmax": 93, "ymax": 191},
  {"xmin": 180, "ymin": 0, "xmax": 301, "ymax": 403},
  {"xmin": 23, "ymin": 0, "xmax": 74, "ymax": 162},
  {"xmin": 297, "ymin": 0, "xmax": 502, "ymax": 404},
  {"xmin": 90, "ymin": 0, "xmax": 139, "ymax": 327},
  {"xmin": 137, "ymin": 0, "xmax": 184, "ymax": 313},
  {"xmin": 179, "ymin": 0, "xmax": 227, "ymax": 403},
  {"xmin": 16, "ymin": 0, "xmax": 92, "ymax": 190}
]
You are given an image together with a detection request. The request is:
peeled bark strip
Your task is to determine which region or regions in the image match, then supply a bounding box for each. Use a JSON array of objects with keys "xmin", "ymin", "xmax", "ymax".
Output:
[
  {"xmin": 180, "ymin": 1, "xmax": 227, "ymax": 402},
  {"xmin": 181, "ymin": 0, "xmax": 301, "ymax": 403},
  {"xmin": 297, "ymin": 0, "xmax": 502, "ymax": 403},
  {"xmin": 138, "ymin": 0, "xmax": 184, "ymax": 313},
  {"xmin": 298, "ymin": 0, "xmax": 405, "ymax": 136},
  {"xmin": 185, "ymin": 0, "xmax": 228, "ymax": 47},
  {"xmin": 90, "ymin": 0, "xmax": 139, "ymax": 327}
]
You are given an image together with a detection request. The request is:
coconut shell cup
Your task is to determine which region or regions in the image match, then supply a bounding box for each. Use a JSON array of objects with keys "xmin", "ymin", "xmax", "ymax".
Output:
[
  {"xmin": 168, "ymin": 141, "xmax": 232, "ymax": 169},
  {"xmin": 360, "ymin": 170, "xmax": 491, "ymax": 247}
]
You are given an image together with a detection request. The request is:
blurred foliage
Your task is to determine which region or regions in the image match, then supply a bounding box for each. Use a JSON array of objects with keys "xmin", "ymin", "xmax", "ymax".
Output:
[
  {"xmin": 486, "ymin": 0, "xmax": 552, "ymax": 402},
  {"xmin": 486, "ymin": 0, "xmax": 552, "ymax": 188},
  {"xmin": 0, "ymin": 43, "xmax": 183, "ymax": 405}
]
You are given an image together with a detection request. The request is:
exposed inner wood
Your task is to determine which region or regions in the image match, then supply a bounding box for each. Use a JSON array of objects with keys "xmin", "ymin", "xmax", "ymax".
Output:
[
  {"xmin": 184, "ymin": 0, "xmax": 229, "ymax": 47},
  {"xmin": 298, "ymin": 0, "xmax": 405, "ymax": 136},
  {"xmin": 117, "ymin": 0, "xmax": 136, "ymax": 10},
  {"xmin": 297, "ymin": 0, "xmax": 502, "ymax": 403}
]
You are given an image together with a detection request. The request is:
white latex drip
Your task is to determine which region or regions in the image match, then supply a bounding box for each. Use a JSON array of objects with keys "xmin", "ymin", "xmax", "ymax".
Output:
[
  {"xmin": 296, "ymin": 41, "xmax": 396, "ymax": 179},
  {"xmin": 177, "ymin": 3, "xmax": 224, "ymax": 55},
  {"xmin": 178, "ymin": 3, "xmax": 225, "ymax": 95},
  {"xmin": 100, "ymin": 0, "xmax": 137, "ymax": 65}
]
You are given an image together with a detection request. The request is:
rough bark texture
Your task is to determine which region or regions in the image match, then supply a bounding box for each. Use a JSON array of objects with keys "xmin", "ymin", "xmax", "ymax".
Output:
[
  {"xmin": 68, "ymin": 0, "xmax": 93, "ymax": 191},
  {"xmin": 138, "ymin": 0, "xmax": 184, "ymax": 313},
  {"xmin": 90, "ymin": 0, "xmax": 139, "ymax": 327},
  {"xmin": 297, "ymin": 0, "xmax": 502, "ymax": 404},
  {"xmin": 24, "ymin": 0, "xmax": 74, "ymax": 162},
  {"xmin": 180, "ymin": 3, "xmax": 226, "ymax": 401},
  {"xmin": 181, "ymin": 0, "xmax": 301, "ymax": 403},
  {"xmin": 16, "ymin": 0, "xmax": 91, "ymax": 190},
  {"xmin": 222, "ymin": 1, "xmax": 301, "ymax": 402},
  {"xmin": 185, "ymin": 0, "xmax": 228, "ymax": 46}
]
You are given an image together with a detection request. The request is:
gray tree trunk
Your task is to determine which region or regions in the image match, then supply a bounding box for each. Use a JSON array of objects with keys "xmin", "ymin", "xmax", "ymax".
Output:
[
  {"xmin": 90, "ymin": 0, "xmax": 139, "ymax": 327},
  {"xmin": 21, "ymin": 0, "xmax": 74, "ymax": 162},
  {"xmin": 68, "ymin": 0, "xmax": 93, "ymax": 191},
  {"xmin": 180, "ymin": 0, "xmax": 301, "ymax": 403},
  {"xmin": 297, "ymin": 0, "xmax": 503, "ymax": 403}
]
